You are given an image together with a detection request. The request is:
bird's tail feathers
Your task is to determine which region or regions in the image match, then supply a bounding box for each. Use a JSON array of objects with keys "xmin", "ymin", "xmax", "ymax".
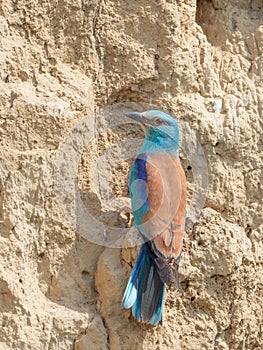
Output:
[{"xmin": 122, "ymin": 244, "xmax": 165, "ymax": 325}]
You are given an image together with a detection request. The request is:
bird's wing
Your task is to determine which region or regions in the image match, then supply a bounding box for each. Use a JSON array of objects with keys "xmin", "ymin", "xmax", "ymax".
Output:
[
  {"xmin": 146, "ymin": 154, "xmax": 186, "ymax": 259},
  {"xmin": 133, "ymin": 153, "xmax": 186, "ymax": 257},
  {"xmin": 129, "ymin": 152, "xmax": 186, "ymax": 259}
]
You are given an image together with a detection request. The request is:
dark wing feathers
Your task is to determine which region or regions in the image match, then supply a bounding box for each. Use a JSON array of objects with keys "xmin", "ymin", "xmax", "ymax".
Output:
[
  {"xmin": 145, "ymin": 241, "xmax": 172, "ymax": 285},
  {"xmin": 139, "ymin": 253, "xmax": 164, "ymax": 323}
]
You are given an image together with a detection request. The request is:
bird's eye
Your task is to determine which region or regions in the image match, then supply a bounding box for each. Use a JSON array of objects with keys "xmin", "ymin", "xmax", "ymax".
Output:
[
  {"xmin": 153, "ymin": 117, "xmax": 171, "ymax": 126},
  {"xmin": 153, "ymin": 117, "xmax": 163, "ymax": 125}
]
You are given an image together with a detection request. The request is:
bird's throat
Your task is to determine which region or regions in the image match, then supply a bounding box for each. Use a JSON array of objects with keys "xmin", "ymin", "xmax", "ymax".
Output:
[{"xmin": 140, "ymin": 135, "xmax": 179, "ymax": 157}]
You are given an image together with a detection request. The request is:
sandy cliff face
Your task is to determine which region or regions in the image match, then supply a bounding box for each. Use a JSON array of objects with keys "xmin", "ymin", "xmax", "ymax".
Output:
[{"xmin": 0, "ymin": 0, "xmax": 262, "ymax": 349}]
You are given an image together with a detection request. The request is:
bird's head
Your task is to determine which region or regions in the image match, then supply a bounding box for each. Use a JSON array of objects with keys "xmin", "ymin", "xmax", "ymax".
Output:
[{"xmin": 125, "ymin": 110, "xmax": 179, "ymax": 150}]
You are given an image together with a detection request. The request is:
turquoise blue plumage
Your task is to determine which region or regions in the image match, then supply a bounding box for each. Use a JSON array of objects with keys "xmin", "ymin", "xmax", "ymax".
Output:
[{"xmin": 122, "ymin": 110, "xmax": 187, "ymax": 325}]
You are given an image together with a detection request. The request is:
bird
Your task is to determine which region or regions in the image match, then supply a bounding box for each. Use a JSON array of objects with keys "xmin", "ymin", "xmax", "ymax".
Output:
[{"xmin": 122, "ymin": 110, "xmax": 186, "ymax": 325}]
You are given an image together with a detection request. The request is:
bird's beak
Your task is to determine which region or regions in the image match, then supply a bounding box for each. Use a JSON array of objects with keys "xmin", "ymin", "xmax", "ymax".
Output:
[{"xmin": 125, "ymin": 112, "xmax": 146, "ymax": 124}]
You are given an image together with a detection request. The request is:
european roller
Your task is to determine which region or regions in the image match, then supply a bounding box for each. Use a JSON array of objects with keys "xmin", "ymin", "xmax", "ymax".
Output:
[{"xmin": 122, "ymin": 110, "xmax": 186, "ymax": 325}]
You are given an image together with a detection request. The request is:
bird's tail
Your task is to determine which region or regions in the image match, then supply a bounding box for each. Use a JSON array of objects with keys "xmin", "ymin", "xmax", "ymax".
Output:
[{"xmin": 122, "ymin": 244, "xmax": 165, "ymax": 325}]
